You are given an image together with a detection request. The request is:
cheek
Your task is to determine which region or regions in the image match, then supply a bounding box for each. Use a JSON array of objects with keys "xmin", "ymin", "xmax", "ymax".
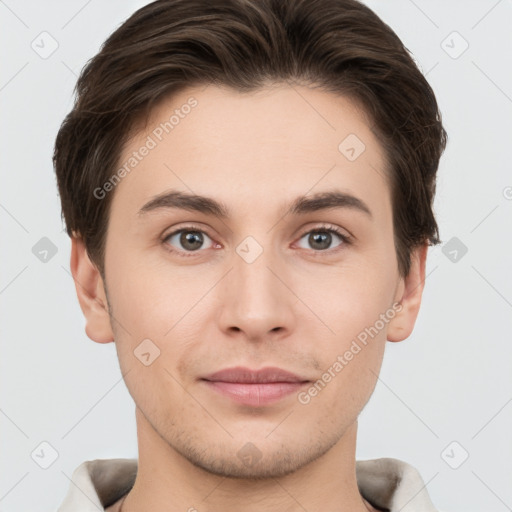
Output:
[
  {"xmin": 108, "ymin": 262, "xmax": 215, "ymax": 385},
  {"xmin": 305, "ymin": 260, "xmax": 395, "ymax": 390},
  {"xmin": 297, "ymin": 289, "xmax": 388, "ymax": 419},
  {"xmin": 107, "ymin": 254, "xmax": 196, "ymax": 333},
  {"xmin": 313, "ymin": 260, "xmax": 396, "ymax": 337}
]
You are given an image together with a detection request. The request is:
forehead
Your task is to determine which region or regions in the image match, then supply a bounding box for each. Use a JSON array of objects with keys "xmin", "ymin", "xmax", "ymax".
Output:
[{"xmin": 110, "ymin": 83, "xmax": 389, "ymax": 220}]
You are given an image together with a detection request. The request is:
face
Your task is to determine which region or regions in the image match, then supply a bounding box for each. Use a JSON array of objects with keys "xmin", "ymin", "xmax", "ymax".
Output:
[{"xmin": 79, "ymin": 83, "xmax": 422, "ymax": 479}]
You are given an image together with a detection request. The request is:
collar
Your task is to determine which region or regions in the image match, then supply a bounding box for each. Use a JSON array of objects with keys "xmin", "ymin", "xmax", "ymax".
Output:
[{"xmin": 57, "ymin": 457, "xmax": 439, "ymax": 511}]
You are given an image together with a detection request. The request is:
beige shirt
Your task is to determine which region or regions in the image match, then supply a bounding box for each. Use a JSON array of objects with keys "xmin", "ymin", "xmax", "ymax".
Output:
[{"xmin": 57, "ymin": 457, "xmax": 441, "ymax": 512}]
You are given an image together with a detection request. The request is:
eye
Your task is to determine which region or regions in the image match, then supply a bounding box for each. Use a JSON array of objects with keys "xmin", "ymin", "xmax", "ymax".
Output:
[
  {"xmin": 162, "ymin": 223, "xmax": 351, "ymax": 258},
  {"xmin": 296, "ymin": 225, "xmax": 351, "ymax": 252},
  {"xmin": 163, "ymin": 226, "xmax": 215, "ymax": 256}
]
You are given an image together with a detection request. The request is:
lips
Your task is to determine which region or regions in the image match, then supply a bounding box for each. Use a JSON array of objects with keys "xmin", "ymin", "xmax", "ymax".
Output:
[
  {"xmin": 202, "ymin": 366, "xmax": 309, "ymax": 384},
  {"xmin": 201, "ymin": 366, "xmax": 310, "ymax": 406}
]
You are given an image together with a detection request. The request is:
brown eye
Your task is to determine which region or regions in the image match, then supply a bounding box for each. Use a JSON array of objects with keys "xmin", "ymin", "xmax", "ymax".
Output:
[
  {"xmin": 296, "ymin": 227, "xmax": 350, "ymax": 252},
  {"xmin": 163, "ymin": 228, "xmax": 214, "ymax": 254}
]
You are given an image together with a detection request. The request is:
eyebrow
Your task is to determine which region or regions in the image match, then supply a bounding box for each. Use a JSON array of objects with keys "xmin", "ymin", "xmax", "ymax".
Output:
[{"xmin": 137, "ymin": 189, "xmax": 372, "ymax": 219}]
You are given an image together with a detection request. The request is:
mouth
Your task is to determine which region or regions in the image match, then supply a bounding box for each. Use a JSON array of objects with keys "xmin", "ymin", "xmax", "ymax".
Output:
[{"xmin": 200, "ymin": 366, "xmax": 310, "ymax": 407}]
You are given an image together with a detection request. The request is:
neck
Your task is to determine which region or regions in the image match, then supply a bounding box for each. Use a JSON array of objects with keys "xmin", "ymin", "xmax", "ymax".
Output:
[{"xmin": 121, "ymin": 407, "xmax": 374, "ymax": 512}]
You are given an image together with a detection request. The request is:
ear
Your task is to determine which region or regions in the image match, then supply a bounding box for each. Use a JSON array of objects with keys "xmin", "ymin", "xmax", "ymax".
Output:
[
  {"xmin": 70, "ymin": 236, "xmax": 114, "ymax": 344},
  {"xmin": 387, "ymin": 243, "xmax": 428, "ymax": 343}
]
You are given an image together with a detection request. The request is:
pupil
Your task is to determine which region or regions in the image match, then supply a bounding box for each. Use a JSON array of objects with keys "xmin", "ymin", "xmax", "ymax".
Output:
[
  {"xmin": 310, "ymin": 232, "xmax": 330, "ymax": 250},
  {"xmin": 181, "ymin": 231, "xmax": 203, "ymax": 250}
]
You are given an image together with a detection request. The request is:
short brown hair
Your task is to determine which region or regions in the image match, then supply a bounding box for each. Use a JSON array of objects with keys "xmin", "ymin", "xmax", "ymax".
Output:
[{"xmin": 54, "ymin": 0, "xmax": 447, "ymax": 279}]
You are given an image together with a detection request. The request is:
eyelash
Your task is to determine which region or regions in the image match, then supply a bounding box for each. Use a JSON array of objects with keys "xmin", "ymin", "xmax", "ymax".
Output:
[{"xmin": 161, "ymin": 224, "xmax": 352, "ymax": 258}]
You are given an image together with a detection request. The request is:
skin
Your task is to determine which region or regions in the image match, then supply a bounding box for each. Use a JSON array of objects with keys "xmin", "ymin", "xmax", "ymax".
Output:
[{"xmin": 71, "ymin": 83, "xmax": 427, "ymax": 512}]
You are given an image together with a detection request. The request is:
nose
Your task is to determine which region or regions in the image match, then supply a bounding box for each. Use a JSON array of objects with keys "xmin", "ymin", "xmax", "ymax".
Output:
[{"xmin": 216, "ymin": 244, "xmax": 295, "ymax": 343}]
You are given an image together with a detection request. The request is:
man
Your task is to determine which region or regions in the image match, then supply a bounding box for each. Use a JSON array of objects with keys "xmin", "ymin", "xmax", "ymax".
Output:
[{"xmin": 54, "ymin": 0, "xmax": 447, "ymax": 510}]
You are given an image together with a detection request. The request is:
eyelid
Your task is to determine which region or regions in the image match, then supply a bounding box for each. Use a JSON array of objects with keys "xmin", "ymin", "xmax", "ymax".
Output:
[
  {"xmin": 297, "ymin": 223, "xmax": 352, "ymax": 241},
  {"xmin": 162, "ymin": 223, "xmax": 212, "ymax": 241},
  {"xmin": 294, "ymin": 223, "xmax": 352, "ymax": 254}
]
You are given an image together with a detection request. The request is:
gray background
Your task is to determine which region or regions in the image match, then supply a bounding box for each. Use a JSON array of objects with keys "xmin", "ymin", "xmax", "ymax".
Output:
[{"xmin": 1, "ymin": 1, "xmax": 511, "ymax": 511}]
